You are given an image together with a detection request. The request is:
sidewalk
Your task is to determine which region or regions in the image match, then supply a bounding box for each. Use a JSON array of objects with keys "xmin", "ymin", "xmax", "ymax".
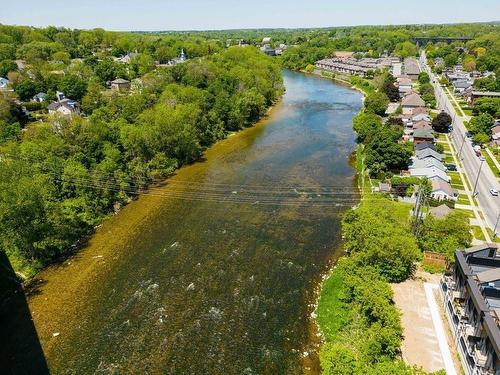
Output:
[{"xmin": 443, "ymin": 134, "xmax": 491, "ymax": 241}]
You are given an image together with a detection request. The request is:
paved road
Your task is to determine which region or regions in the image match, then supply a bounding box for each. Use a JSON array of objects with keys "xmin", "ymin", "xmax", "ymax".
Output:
[{"xmin": 419, "ymin": 52, "xmax": 500, "ymax": 231}]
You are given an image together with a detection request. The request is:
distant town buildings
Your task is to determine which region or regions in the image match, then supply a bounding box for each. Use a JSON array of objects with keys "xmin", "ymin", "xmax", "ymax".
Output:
[{"xmin": 315, "ymin": 56, "xmax": 398, "ymax": 77}]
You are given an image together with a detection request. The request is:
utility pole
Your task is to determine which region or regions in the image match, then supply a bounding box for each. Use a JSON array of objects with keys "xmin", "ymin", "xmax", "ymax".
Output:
[
  {"xmin": 457, "ymin": 133, "xmax": 466, "ymax": 160},
  {"xmin": 413, "ymin": 182, "xmax": 423, "ymax": 235},
  {"xmin": 473, "ymin": 159, "xmax": 485, "ymax": 197},
  {"xmin": 494, "ymin": 212, "xmax": 500, "ymax": 238}
]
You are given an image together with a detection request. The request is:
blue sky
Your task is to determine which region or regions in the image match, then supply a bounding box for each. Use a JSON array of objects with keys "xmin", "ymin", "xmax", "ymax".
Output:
[{"xmin": 1, "ymin": 0, "xmax": 499, "ymax": 31}]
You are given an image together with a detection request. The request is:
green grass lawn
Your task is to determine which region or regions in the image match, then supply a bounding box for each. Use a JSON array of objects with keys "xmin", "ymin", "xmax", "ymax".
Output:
[
  {"xmin": 486, "ymin": 228, "xmax": 500, "ymax": 243},
  {"xmin": 456, "ymin": 195, "xmax": 470, "ymax": 205},
  {"xmin": 472, "ymin": 225, "xmax": 486, "ymax": 241},
  {"xmin": 448, "ymin": 172, "xmax": 464, "ymax": 189},
  {"xmin": 455, "ymin": 208, "xmax": 475, "ymax": 218},
  {"xmin": 316, "ymin": 270, "xmax": 351, "ymax": 342},
  {"xmin": 444, "ymin": 155, "xmax": 454, "ymax": 163},
  {"xmin": 435, "ymin": 132, "xmax": 446, "ymax": 141},
  {"xmin": 440, "ymin": 142, "xmax": 451, "ymax": 152},
  {"xmin": 484, "ymin": 150, "xmax": 500, "ymax": 178}
]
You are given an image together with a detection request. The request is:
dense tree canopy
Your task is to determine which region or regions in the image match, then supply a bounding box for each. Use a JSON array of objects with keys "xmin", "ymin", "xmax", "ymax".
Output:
[{"xmin": 0, "ymin": 46, "xmax": 283, "ymax": 273}]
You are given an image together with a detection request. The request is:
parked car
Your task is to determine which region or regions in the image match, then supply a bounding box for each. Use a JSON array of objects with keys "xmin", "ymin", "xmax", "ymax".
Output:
[
  {"xmin": 446, "ymin": 164, "xmax": 457, "ymax": 171},
  {"xmin": 490, "ymin": 189, "xmax": 499, "ymax": 196},
  {"xmin": 480, "ymin": 156, "xmax": 486, "ymax": 161}
]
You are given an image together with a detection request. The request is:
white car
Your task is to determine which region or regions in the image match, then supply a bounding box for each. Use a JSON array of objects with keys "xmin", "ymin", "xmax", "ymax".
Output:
[
  {"xmin": 480, "ymin": 156, "xmax": 486, "ymax": 162},
  {"xmin": 490, "ymin": 189, "xmax": 499, "ymax": 196}
]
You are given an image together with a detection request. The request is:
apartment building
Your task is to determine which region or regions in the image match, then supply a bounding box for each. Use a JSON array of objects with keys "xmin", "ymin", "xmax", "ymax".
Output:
[{"xmin": 441, "ymin": 244, "xmax": 500, "ymax": 375}]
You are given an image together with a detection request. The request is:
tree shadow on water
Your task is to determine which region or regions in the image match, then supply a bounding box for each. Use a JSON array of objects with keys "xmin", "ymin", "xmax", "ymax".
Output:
[{"xmin": 0, "ymin": 251, "xmax": 50, "ymax": 375}]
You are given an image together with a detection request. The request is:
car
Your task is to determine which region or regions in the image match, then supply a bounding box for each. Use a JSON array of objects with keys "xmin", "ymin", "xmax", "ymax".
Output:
[
  {"xmin": 490, "ymin": 189, "xmax": 499, "ymax": 196},
  {"xmin": 446, "ymin": 164, "xmax": 457, "ymax": 171},
  {"xmin": 480, "ymin": 156, "xmax": 486, "ymax": 162}
]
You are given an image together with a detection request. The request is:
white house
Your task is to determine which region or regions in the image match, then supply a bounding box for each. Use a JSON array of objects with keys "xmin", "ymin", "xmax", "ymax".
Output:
[
  {"xmin": 0, "ymin": 77, "xmax": 9, "ymax": 89},
  {"xmin": 409, "ymin": 167, "xmax": 449, "ymax": 183},
  {"xmin": 32, "ymin": 92, "xmax": 47, "ymax": 102},
  {"xmin": 409, "ymin": 157, "xmax": 446, "ymax": 171},
  {"xmin": 430, "ymin": 177, "xmax": 456, "ymax": 201},
  {"xmin": 47, "ymin": 99, "xmax": 80, "ymax": 115},
  {"xmin": 416, "ymin": 148, "xmax": 444, "ymax": 162}
]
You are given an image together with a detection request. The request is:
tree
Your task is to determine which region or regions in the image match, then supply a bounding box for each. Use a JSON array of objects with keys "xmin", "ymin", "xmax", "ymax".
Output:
[
  {"xmin": 81, "ymin": 80, "xmax": 106, "ymax": 114},
  {"xmin": 417, "ymin": 72, "xmax": 430, "ymax": 84},
  {"xmin": 432, "ymin": 112, "xmax": 452, "ymax": 133},
  {"xmin": 15, "ymin": 80, "xmax": 38, "ymax": 101},
  {"xmin": 352, "ymin": 112, "xmax": 383, "ymax": 143},
  {"xmin": 418, "ymin": 211, "xmax": 472, "ymax": 261},
  {"xmin": 469, "ymin": 113, "xmax": 494, "ymax": 138},
  {"xmin": 394, "ymin": 41, "xmax": 417, "ymax": 58},
  {"xmin": 365, "ymin": 92, "xmax": 389, "ymax": 116},
  {"xmin": 383, "ymin": 81, "xmax": 400, "ymax": 102},
  {"xmin": 342, "ymin": 203, "xmax": 421, "ymax": 282},
  {"xmin": 59, "ymin": 74, "xmax": 88, "ymax": 101},
  {"xmin": 0, "ymin": 59, "xmax": 17, "ymax": 77}
]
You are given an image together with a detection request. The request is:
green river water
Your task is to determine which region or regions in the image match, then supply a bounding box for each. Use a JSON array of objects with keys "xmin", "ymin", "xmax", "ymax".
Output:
[{"xmin": 23, "ymin": 70, "xmax": 363, "ymax": 374}]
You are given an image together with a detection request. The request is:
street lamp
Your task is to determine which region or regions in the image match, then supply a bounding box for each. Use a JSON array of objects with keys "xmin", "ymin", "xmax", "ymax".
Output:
[
  {"xmin": 494, "ymin": 212, "xmax": 500, "ymax": 238},
  {"xmin": 473, "ymin": 158, "xmax": 485, "ymax": 197}
]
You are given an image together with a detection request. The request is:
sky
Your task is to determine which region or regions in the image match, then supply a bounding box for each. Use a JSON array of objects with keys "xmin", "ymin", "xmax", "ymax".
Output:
[{"xmin": 1, "ymin": 0, "xmax": 499, "ymax": 31}]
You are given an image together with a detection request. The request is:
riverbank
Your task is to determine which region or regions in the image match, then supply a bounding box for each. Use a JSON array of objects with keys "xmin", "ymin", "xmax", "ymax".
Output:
[{"xmin": 313, "ymin": 71, "xmax": 430, "ymax": 373}]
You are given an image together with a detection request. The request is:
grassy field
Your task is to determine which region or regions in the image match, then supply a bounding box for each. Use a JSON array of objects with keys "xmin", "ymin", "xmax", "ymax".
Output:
[
  {"xmin": 484, "ymin": 150, "xmax": 500, "ymax": 178},
  {"xmin": 472, "ymin": 225, "xmax": 486, "ymax": 241},
  {"xmin": 456, "ymin": 194, "xmax": 470, "ymax": 205},
  {"xmin": 455, "ymin": 208, "xmax": 475, "ymax": 218},
  {"xmin": 448, "ymin": 171, "xmax": 465, "ymax": 190}
]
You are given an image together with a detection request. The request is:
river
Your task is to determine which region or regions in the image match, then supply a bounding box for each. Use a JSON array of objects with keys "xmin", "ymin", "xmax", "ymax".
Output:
[{"xmin": 25, "ymin": 70, "xmax": 363, "ymax": 374}]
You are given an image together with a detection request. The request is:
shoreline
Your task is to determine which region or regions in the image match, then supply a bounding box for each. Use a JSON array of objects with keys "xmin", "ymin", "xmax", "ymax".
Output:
[
  {"xmin": 14, "ymin": 95, "xmax": 285, "ymax": 283},
  {"xmin": 305, "ymin": 68, "xmax": 368, "ymax": 365}
]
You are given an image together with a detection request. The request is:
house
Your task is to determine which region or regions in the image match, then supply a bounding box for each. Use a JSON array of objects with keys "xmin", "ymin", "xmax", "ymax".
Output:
[
  {"xmin": 392, "ymin": 62, "xmax": 402, "ymax": 77},
  {"xmin": 430, "ymin": 177, "xmax": 456, "ymax": 200},
  {"xmin": 429, "ymin": 204, "xmax": 452, "ymax": 219},
  {"xmin": 404, "ymin": 58, "xmax": 421, "ymax": 80},
  {"xmin": 0, "ymin": 77, "xmax": 9, "ymax": 89},
  {"xmin": 467, "ymin": 91, "xmax": 500, "ymax": 104},
  {"xmin": 117, "ymin": 52, "xmax": 139, "ymax": 64},
  {"xmin": 378, "ymin": 182, "xmax": 391, "ymax": 193},
  {"xmin": 413, "ymin": 120, "xmax": 432, "ymax": 131},
  {"xmin": 412, "ymin": 128, "xmax": 435, "ymax": 145},
  {"xmin": 434, "ymin": 57, "xmax": 444, "ymax": 67},
  {"xmin": 415, "ymin": 142, "xmax": 436, "ymax": 152},
  {"xmin": 412, "ymin": 112, "xmax": 431, "ymax": 122},
  {"xmin": 334, "ymin": 51, "xmax": 355, "ymax": 58},
  {"xmin": 409, "ymin": 157, "xmax": 446, "ymax": 172},
  {"xmin": 47, "ymin": 99, "xmax": 80, "ymax": 115},
  {"xmin": 275, "ymin": 44, "xmax": 287, "ymax": 55},
  {"xmin": 440, "ymin": 244, "xmax": 500, "ymax": 375},
  {"xmin": 492, "ymin": 126, "xmax": 500, "ymax": 145},
  {"xmin": 32, "ymin": 92, "xmax": 47, "ymax": 102},
  {"xmin": 110, "ymin": 78, "xmax": 131, "ymax": 92},
  {"xmin": 56, "ymin": 91, "xmax": 65, "ymax": 101},
  {"xmin": 397, "ymin": 77, "xmax": 413, "ymax": 95},
  {"xmin": 453, "ymin": 79, "xmax": 473, "ymax": 93},
  {"xmin": 409, "ymin": 167, "xmax": 449, "ymax": 182},
  {"xmin": 416, "ymin": 148, "xmax": 444, "ymax": 162},
  {"xmin": 262, "ymin": 37, "xmax": 272, "ymax": 44},
  {"xmin": 402, "ymin": 93, "xmax": 426, "ymax": 114},
  {"xmin": 260, "ymin": 44, "xmax": 276, "ymax": 56}
]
